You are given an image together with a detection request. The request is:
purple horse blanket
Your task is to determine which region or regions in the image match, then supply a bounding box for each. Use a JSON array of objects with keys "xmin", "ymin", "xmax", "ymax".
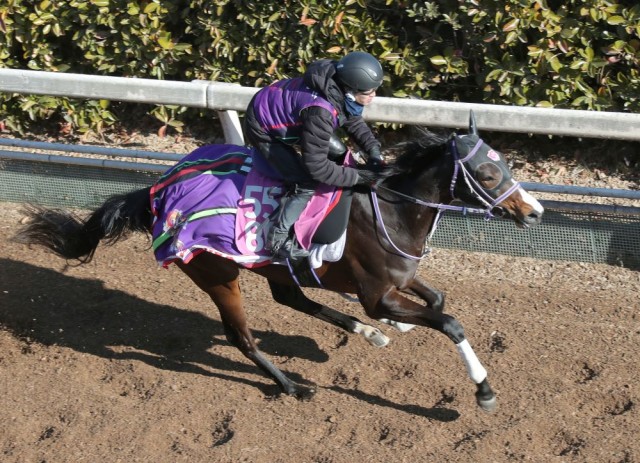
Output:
[{"xmin": 150, "ymin": 144, "xmax": 343, "ymax": 268}]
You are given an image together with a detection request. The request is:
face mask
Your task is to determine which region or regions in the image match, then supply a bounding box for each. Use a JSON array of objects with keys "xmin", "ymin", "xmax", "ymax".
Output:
[{"xmin": 344, "ymin": 92, "xmax": 364, "ymax": 117}]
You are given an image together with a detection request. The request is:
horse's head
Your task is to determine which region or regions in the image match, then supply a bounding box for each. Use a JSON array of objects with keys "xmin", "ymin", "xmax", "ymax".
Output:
[{"xmin": 450, "ymin": 112, "xmax": 543, "ymax": 228}]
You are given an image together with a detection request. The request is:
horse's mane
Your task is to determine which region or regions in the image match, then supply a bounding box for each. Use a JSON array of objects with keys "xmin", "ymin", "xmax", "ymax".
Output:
[{"xmin": 369, "ymin": 129, "xmax": 449, "ymax": 181}]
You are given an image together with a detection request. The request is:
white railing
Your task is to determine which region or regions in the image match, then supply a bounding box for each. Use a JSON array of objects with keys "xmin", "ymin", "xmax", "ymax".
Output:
[
  {"xmin": 2, "ymin": 68, "xmax": 640, "ymax": 142},
  {"xmin": 1, "ymin": 68, "xmax": 639, "ymax": 266}
]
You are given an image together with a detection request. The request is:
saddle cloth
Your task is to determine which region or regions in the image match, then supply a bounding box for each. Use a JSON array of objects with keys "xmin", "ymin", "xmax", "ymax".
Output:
[{"xmin": 150, "ymin": 144, "xmax": 347, "ymax": 269}]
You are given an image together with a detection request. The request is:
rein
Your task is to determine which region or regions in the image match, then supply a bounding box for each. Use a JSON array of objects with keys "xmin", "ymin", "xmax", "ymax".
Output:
[
  {"xmin": 369, "ymin": 137, "xmax": 521, "ymax": 261},
  {"xmin": 370, "ymin": 188, "xmax": 477, "ymax": 261}
]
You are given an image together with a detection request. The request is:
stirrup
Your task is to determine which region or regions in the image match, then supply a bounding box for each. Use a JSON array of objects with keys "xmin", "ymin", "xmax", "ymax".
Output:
[{"xmin": 274, "ymin": 238, "xmax": 309, "ymax": 261}]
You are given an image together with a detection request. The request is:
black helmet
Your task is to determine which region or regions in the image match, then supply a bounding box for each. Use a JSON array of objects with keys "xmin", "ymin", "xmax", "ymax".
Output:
[{"xmin": 335, "ymin": 51, "xmax": 383, "ymax": 92}]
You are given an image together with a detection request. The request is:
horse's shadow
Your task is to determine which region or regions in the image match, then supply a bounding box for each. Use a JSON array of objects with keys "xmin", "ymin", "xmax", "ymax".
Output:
[
  {"xmin": 0, "ymin": 258, "xmax": 324, "ymax": 385},
  {"xmin": 0, "ymin": 258, "xmax": 458, "ymax": 421}
]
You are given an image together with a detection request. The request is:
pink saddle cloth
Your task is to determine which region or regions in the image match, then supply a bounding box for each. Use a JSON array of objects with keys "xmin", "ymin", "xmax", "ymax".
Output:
[{"xmin": 234, "ymin": 168, "xmax": 343, "ymax": 256}]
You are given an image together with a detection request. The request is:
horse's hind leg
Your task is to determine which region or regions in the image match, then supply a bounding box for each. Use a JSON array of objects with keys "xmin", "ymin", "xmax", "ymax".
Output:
[
  {"xmin": 176, "ymin": 256, "xmax": 315, "ymax": 400},
  {"xmin": 267, "ymin": 281, "xmax": 389, "ymax": 347}
]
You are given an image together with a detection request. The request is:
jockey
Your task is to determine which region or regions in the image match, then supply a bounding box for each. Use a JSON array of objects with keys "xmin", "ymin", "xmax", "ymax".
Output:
[{"xmin": 243, "ymin": 51, "xmax": 384, "ymax": 262}]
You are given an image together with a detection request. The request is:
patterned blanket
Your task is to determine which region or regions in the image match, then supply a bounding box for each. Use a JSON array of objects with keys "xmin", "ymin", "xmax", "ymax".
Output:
[{"xmin": 150, "ymin": 144, "xmax": 343, "ymax": 269}]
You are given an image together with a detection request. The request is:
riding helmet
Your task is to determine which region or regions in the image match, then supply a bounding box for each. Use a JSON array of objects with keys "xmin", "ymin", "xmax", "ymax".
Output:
[{"xmin": 335, "ymin": 51, "xmax": 384, "ymax": 92}]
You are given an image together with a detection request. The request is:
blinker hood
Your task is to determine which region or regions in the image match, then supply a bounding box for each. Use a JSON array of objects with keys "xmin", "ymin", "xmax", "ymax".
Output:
[{"xmin": 453, "ymin": 134, "xmax": 513, "ymax": 195}]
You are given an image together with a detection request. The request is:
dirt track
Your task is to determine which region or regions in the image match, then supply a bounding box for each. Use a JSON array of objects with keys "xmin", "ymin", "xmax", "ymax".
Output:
[{"xmin": 1, "ymin": 201, "xmax": 638, "ymax": 463}]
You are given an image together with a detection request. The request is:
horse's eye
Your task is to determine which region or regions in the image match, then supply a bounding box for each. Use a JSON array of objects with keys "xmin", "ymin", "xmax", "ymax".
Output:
[{"xmin": 476, "ymin": 163, "xmax": 503, "ymax": 189}]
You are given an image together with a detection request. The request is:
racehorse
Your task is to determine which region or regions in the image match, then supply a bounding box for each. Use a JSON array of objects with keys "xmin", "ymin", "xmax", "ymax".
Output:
[{"xmin": 15, "ymin": 113, "xmax": 543, "ymax": 411}]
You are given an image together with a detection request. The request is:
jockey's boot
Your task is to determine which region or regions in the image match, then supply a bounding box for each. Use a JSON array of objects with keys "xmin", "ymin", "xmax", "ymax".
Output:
[
  {"xmin": 267, "ymin": 187, "xmax": 314, "ymax": 262},
  {"xmin": 277, "ymin": 236, "xmax": 311, "ymax": 261}
]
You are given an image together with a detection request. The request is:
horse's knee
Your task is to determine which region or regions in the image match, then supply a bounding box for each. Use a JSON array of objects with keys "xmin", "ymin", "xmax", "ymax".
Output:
[
  {"xmin": 442, "ymin": 315, "xmax": 465, "ymax": 344},
  {"xmin": 431, "ymin": 291, "xmax": 445, "ymax": 312}
]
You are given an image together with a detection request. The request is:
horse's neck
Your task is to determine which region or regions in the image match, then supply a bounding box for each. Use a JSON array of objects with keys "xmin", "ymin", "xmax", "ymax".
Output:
[
  {"xmin": 357, "ymin": 179, "xmax": 441, "ymax": 255},
  {"xmin": 413, "ymin": 162, "xmax": 455, "ymax": 205},
  {"xmin": 386, "ymin": 162, "xmax": 454, "ymax": 239},
  {"xmin": 349, "ymin": 151, "xmax": 454, "ymax": 256}
]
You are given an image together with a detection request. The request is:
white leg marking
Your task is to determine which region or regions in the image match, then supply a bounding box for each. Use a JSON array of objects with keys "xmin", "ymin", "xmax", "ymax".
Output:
[
  {"xmin": 378, "ymin": 318, "xmax": 416, "ymax": 333},
  {"xmin": 456, "ymin": 339, "xmax": 487, "ymax": 384},
  {"xmin": 353, "ymin": 321, "xmax": 389, "ymax": 347}
]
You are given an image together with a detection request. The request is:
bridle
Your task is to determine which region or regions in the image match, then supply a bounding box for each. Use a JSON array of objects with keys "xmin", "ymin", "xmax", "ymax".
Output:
[
  {"xmin": 449, "ymin": 136, "xmax": 521, "ymax": 215},
  {"xmin": 370, "ymin": 135, "xmax": 522, "ymax": 261}
]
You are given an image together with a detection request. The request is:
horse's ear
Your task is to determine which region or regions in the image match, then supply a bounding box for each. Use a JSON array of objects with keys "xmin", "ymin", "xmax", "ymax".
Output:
[{"xmin": 469, "ymin": 110, "xmax": 478, "ymax": 136}]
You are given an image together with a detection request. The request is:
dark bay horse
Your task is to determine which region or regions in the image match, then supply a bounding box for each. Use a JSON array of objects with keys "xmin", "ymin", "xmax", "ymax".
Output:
[{"xmin": 15, "ymin": 114, "xmax": 543, "ymax": 411}]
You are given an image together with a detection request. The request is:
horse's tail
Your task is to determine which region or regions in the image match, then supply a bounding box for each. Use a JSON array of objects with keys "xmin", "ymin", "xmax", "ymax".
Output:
[{"xmin": 15, "ymin": 187, "xmax": 153, "ymax": 263}]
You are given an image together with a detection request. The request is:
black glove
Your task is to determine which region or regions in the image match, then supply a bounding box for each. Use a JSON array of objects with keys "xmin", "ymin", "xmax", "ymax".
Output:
[
  {"xmin": 367, "ymin": 146, "xmax": 384, "ymax": 166},
  {"xmin": 355, "ymin": 169, "xmax": 379, "ymax": 186}
]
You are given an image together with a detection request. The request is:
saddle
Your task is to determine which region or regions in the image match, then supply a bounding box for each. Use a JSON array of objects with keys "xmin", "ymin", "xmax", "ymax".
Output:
[
  {"xmin": 234, "ymin": 163, "xmax": 352, "ymax": 257},
  {"xmin": 151, "ymin": 144, "xmax": 353, "ymax": 271}
]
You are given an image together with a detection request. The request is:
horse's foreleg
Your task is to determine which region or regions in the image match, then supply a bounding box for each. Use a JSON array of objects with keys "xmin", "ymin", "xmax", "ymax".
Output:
[
  {"xmin": 267, "ymin": 281, "xmax": 389, "ymax": 347},
  {"xmin": 363, "ymin": 288, "xmax": 496, "ymax": 412},
  {"xmin": 403, "ymin": 277, "xmax": 445, "ymax": 312},
  {"xmin": 177, "ymin": 259, "xmax": 315, "ymax": 400},
  {"xmin": 379, "ymin": 278, "xmax": 445, "ymax": 333}
]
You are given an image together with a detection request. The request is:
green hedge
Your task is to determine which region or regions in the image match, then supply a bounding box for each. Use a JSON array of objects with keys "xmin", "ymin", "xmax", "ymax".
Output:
[{"xmin": 1, "ymin": 0, "xmax": 639, "ymax": 135}]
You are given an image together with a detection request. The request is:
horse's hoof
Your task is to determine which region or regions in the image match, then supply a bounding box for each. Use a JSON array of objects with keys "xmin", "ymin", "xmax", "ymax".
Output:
[
  {"xmin": 475, "ymin": 378, "xmax": 497, "ymax": 412},
  {"xmin": 353, "ymin": 323, "xmax": 390, "ymax": 347},
  {"xmin": 363, "ymin": 327, "xmax": 390, "ymax": 347},
  {"xmin": 293, "ymin": 384, "xmax": 317, "ymax": 401},
  {"xmin": 476, "ymin": 394, "xmax": 497, "ymax": 412}
]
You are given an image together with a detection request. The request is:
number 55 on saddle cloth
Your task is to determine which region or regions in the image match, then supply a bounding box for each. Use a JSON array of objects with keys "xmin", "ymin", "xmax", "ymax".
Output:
[{"xmin": 150, "ymin": 144, "xmax": 351, "ymax": 269}]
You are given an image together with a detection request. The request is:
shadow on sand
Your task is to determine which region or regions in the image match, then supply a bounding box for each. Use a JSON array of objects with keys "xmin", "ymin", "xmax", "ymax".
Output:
[{"xmin": 0, "ymin": 258, "xmax": 458, "ymax": 421}]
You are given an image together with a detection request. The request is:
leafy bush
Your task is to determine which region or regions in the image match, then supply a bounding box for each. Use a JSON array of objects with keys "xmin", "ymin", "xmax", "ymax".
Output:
[{"xmin": 1, "ymin": 0, "xmax": 639, "ymax": 136}]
